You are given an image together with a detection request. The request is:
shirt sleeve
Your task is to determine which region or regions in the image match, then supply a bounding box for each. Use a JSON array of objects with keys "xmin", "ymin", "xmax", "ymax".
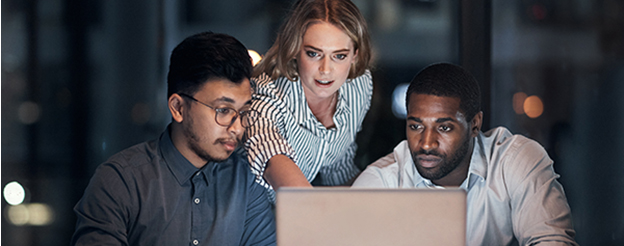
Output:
[
  {"xmin": 72, "ymin": 162, "xmax": 133, "ymax": 246},
  {"xmin": 240, "ymin": 173, "xmax": 277, "ymax": 246},
  {"xmin": 505, "ymin": 139, "xmax": 578, "ymax": 245},
  {"xmin": 245, "ymin": 74, "xmax": 297, "ymax": 190},
  {"xmin": 352, "ymin": 152, "xmax": 397, "ymax": 188}
]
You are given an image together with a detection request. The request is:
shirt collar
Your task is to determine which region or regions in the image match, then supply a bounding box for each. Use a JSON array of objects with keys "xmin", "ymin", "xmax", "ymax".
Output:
[
  {"xmin": 395, "ymin": 141, "xmax": 428, "ymax": 188},
  {"xmin": 159, "ymin": 125, "xmax": 218, "ymax": 186},
  {"xmin": 290, "ymin": 77, "xmax": 312, "ymax": 126},
  {"xmin": 397, "ymin": 133, "xmax": 488, "ymax": 190},
  {"xmin": 334, "ymin": 85, "xmax": 351, "ymax": 120},
  {"xmin": 467, "ymin": 132, "xmax": 488, "ymax": 183}
]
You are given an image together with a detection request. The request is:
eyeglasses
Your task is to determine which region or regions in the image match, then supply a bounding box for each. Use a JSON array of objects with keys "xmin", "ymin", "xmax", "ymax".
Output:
[{"xmin": 179, "ymin": 93, "xmax": 258, "ymax": 128}]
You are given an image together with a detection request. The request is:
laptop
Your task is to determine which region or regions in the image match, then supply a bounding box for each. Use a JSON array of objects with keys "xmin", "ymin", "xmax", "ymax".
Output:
[{"xmin": 275, "ymin": 187, "xmax": 466, "ymax": 246}]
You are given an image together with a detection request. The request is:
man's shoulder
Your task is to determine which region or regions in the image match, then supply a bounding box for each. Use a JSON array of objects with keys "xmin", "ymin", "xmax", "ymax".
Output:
[
  {"xmin": 353, "ymin": 141, "xmax": 407, "ymax": 188},
  {"xmin": 480, "ymin": 127, "xmax": 551, "ymax": 176},
  {"xmin": 364, "ymin": 141, "xmax": 408, "ymax": 173},
  {"xmin": 106, "ymin": 139, "xmax": 160, "ymax": 169},
  {"xmin": 481, "ymin": 127, "xmax": 543, "ymax": 155},
  {"xmin": 82, "ymin": 139, "xmax": 161, "ymax": 203}
]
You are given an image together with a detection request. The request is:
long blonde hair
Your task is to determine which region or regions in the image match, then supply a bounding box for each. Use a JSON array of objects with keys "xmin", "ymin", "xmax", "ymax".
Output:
[{"xmin": 253, "ymin": 0, "xmax": 372, "ymax": 81}]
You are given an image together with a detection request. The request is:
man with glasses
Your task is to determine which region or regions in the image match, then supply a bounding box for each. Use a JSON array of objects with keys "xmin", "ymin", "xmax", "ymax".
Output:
[{"xmin": 72, "ymin": 32, "xmax": 276, "ymax": 246}]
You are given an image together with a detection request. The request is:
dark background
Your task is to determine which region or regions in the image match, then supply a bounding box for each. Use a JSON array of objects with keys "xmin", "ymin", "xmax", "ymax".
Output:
[{"xmin": 2, "ymin": 0, "xmax": 623, "ymax": 245}]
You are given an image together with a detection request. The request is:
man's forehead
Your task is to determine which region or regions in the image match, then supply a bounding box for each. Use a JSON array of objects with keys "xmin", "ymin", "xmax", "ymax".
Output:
[
  {"xmin": 407, "ymin": 94, "xmax": 465, "ymax": 122},
  {"xmin": 197, "ymin": 78, "xmax": 252, "ymax": 103}
]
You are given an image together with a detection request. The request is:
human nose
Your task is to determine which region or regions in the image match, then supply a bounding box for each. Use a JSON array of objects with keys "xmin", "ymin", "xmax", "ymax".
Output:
[
  {"xmin": 420, "ymin": 129, "xmax": 439, "ymax": 151},
  {"xmin": 227, "ymin": 114, "xmax": 245, "ymax": 137},
  {"xmin": 319, "ymin": 56, "xmax": 331, "ymax": 74}
]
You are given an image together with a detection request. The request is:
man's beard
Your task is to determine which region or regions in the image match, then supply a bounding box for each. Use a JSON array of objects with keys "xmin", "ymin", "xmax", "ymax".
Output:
[
  {"xmin": 411, "ymin": 133, "xmax": 471, "ymax": 181},
  {"xmin": 183, "ymin": 117, "xmax": 234, "ymax": 163}
]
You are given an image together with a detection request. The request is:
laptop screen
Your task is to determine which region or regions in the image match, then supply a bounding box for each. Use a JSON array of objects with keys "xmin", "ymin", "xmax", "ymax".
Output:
[{"xmin": 276, "ymin": 187, "xmax": 466, "ymax": 246}]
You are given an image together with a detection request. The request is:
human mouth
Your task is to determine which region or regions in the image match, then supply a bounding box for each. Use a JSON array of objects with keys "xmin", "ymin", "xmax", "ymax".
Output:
[
  {"xmin": 416, "ymin": 155, "xmax": 442, "ymax": 168},
  {"xmin": 315, "ymin": 79, "xmax": 334, "ymax": 86},
  {"xmin": 220, "ymin": 139, "xmax": 239, "ymax": 151}
]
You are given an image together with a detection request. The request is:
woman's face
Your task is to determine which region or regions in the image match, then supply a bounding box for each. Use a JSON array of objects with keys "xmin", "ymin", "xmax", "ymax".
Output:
[{"xmin": 296, "ymin": 21, "xmax": 357, "ymax": 100}]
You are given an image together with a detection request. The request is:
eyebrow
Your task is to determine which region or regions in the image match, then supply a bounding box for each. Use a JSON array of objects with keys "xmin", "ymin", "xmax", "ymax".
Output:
[
  {"xmin": 211, "ymin": 96, "xmax": 235, "ymax": 104},
  {"xmin": 212, "ymin": 96, "xmax": 253, "ymax": 107},
  {"xmin": 406, "ymin": 116, "xmax": 456, "ymax": 123},
  {"xmin": 303, "ymin": 45, "xmax": 351, "ymax": 53}
]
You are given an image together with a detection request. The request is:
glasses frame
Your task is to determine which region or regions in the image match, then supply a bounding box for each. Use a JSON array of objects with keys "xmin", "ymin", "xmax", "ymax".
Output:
[{"xmin": 178, "ymin": 93, "xmax": 258, "ymax": 128}]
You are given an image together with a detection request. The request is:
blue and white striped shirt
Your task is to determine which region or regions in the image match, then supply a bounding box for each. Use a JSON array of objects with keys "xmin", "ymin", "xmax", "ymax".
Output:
[{"xmin": 245, "ymin": 70, "xmax": 373, "ymax": 197}]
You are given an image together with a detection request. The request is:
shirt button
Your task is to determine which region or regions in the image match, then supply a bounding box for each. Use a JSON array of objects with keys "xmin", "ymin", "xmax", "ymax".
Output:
[
  {"xmin": 193, "ymin": 239, "xmax": 199, "ymax": 245},
  {"xmin": 194, "ymin": 198, "xmax": 200, "ymax": 204}
]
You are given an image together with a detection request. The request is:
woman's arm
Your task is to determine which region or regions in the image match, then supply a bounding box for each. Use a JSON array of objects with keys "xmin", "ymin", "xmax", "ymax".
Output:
[{"xmin": 263, "ymin": 154, "xmax": 312, "ymax": 189}]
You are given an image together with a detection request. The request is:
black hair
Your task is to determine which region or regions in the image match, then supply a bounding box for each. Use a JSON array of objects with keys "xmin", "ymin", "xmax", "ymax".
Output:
[
  {"xmin": 406, "ymin": 63, "xmax": 481, "ymax": 121},
  {"xmin": 167, "ymin": 32, "xmax": 252, "ymax": 97}
]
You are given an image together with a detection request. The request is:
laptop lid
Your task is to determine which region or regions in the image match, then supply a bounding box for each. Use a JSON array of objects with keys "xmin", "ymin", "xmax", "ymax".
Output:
[{"xmin": 276, "ymin": 187, "xmax": 466, "ymax": 246}]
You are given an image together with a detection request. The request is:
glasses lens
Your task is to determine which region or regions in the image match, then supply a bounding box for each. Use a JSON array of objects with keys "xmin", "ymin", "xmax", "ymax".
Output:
[
  {"xmin": 215, "ymin": 108, "xmax": 238, "ymax": 127},
  {"xmin": 241, "ymin": 110, "xmax": 258, "ymax": 128}
]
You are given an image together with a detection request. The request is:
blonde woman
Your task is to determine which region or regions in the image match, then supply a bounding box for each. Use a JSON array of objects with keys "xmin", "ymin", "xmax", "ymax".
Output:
[{"xmin": 246, "ymin": 0, "xmax": 373, "ymax": 200}]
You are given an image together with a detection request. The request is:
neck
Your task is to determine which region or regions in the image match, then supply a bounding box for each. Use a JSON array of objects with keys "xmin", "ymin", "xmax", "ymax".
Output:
[
  {"xmin": 170, "ymin": 124, "xmax": 207, "ymax": 169},
  {"xmin": 432, "ymin": 139, "xmax": 474, "ymax": 187},
  {"xmin": 306, "ymin": 93, "xmax": 338, "ymax": 128},
  {"xmin": 432, "ymin": 159, "xmax": 470, "ymax": 187},
  {"xmin": 307, "ymin": 93, "xmax": 336, "ymax": 110}
]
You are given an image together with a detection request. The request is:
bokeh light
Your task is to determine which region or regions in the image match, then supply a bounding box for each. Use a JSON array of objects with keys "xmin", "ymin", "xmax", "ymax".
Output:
[
  {"xmin": 391, "ymin": 83, "xmax": 410, "ymax": 119},
  {"xmin": 6, "ymin": 203, "xmax": 55, "ymax": 226},
  {"xmin": 7, "ymin": 205, "xmax": 29, "ymax": 225},
  {"xmin": 248, "ymin": 50, "xmax": 262, "ymax": 66},
  {"xmin": 18, "ymin": 101, "xmax": 41, "ymax": 124},
  {"xmin": 512, "ymin": 92, "xmax": 528, "ymax": 115},
  {"xmin": 523, "ymin": 95, "xmax": 544, "ymax": 118},
  {"xmin": 27, "ymin": 203, "xmax": 55, "ymax": 226},
  {"xmin": 4, "ymin": 181, "xmax": 26, "ymax": 205}
]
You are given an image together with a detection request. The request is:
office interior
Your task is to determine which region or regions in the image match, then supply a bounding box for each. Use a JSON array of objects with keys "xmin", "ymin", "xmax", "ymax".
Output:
[{"xmin": 2, "ymin": 0, "xmax": 623, "ymax": 245}]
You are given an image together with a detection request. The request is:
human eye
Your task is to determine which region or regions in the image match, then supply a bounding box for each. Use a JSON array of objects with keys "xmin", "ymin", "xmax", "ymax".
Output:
[
  {"xmin": 306, "ymin": 51, "xmax": 318, "ymax": 58},
  {"xmin": 215, "ymin": 107, "xmax": 232, "ymax": 115},
  {"xmin": 334, "ymin": 53, "xmax": 347, "ymax": 60},
  {"xmin": 408, "ymin": 124, "xmax": 423, "ymax": 131},
  {"xmin": 439, "ymin": 124, "xmax": 453, "ymax": 132}
]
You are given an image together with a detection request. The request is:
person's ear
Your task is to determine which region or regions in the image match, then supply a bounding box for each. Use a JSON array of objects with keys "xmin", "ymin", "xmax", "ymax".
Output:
[
  {"xmin": 168, "ymin": 93, "xmax": 185, "ymax": 123},
  {"xmin": 470, "ymin": 111, "xmax": 483, "ymax": 137}
]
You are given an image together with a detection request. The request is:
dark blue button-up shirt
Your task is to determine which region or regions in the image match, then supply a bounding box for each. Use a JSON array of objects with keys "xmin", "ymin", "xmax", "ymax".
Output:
[{"xmin": 72, "ymin": 127, "xmax": 276, "ymax": 246}]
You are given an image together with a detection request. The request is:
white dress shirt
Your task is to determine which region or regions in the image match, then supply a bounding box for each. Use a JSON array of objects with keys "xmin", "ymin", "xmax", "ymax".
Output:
[{"xmin": 353, "ymin": 127, "xmax": 577, "ymax": 246}]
